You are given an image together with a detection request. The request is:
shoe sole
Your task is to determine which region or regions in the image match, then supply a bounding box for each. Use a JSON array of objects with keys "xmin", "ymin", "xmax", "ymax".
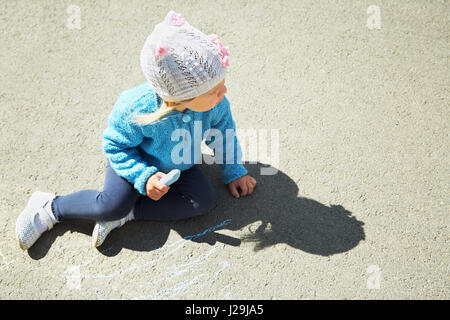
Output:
[
  {"xmin": 92, "ymin": 223, "xmax": 101, "ymax": 248},
  {"xmin": 18, "ymin": 238, "xmax": 25, "ymax": 251}
]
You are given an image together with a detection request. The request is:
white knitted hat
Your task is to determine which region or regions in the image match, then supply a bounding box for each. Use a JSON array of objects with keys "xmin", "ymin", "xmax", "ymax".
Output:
[{"xmin": 140, "ymin": 10, "xmax": 229, "ymax": 102}]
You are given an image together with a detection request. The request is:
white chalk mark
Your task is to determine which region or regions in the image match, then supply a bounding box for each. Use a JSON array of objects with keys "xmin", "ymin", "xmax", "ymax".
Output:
[
  {"xmin": 63, "ymin": 219, "xmax": 232, "ymax": 280},
  {"xmin": 221, "ymin": 284, "xmax": 232, "ymax": 299},
  {"xmin": 135, "ymin": 245, "xmax": 219, "ymax": 289},
  {"xmin": 60, "ymin": 219, "xmax": 234, "ymax": 299},
  {"xmin": 0, "ymin": 249, "xmax": 16, "ymax": 272},
  {"xmin": 131, "ymin": 258, "xmax": 230, "ymax": 300},
  {"xmin": 168, "ymin": 245, "xmax": 218, "ymax": 277}
]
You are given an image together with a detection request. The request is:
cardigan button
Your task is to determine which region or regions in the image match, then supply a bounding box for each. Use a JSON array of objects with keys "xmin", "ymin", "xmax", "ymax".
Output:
[{"xmin": 182, "ymin": 114, "xmax": 191, "ymax": 123}]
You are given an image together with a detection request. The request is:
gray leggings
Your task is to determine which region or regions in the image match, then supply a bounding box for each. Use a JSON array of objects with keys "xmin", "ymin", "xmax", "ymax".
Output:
[{"xmin": 51, "ymin": 159, "xmax": 217, "ymax": 222}]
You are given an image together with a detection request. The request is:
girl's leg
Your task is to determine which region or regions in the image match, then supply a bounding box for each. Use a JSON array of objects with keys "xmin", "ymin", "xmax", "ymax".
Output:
[
  {"xmin": 133, "ymin": 164, "xmax": 217, "ymax": 221},
  {"xmin": 51, "ymin": 160, "xmax": 140, "ymax": 222}
]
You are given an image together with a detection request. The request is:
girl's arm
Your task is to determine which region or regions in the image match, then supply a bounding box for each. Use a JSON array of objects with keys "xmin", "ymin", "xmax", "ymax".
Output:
[
  {"xmin": 102, "ymin": 98, "xmax": 158, "ymax": 196},
  {"xmin": 207, "ymin": 95, "xmax": 248, "ymax": 184}
]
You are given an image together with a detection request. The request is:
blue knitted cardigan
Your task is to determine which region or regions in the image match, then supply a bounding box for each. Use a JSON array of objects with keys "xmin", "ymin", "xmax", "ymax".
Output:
[{"xmin": 102, "ymin": 82, "xmax": 248, "ymax": 196}]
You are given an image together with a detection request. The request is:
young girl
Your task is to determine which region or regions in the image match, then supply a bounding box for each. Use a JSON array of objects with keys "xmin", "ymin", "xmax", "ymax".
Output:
[{"xmin": 16, "ymin": 10, "xmax": 257, "ymax": 251}]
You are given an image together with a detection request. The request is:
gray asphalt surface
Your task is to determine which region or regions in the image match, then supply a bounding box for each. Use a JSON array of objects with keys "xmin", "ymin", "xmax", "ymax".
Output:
[{"xmin": 0, "ymin": 0, "xmax": 448, "ymax": 299}]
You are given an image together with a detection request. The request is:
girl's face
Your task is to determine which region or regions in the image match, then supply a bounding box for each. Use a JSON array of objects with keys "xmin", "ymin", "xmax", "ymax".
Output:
[{"xmin": 181, "ymin": 78, "xmax": 227, "ymax": 112}]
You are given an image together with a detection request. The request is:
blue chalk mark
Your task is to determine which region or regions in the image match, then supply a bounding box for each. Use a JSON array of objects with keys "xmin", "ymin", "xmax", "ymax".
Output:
[{"xmin": 184, "ymin": 219, "xmax": 232, "ymax": 241}]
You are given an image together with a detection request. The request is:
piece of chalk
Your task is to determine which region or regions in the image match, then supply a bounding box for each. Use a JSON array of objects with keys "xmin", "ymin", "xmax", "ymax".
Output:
[{"xmin": 159, "ymin": 169, "xmax": 181, "ymax": 186}]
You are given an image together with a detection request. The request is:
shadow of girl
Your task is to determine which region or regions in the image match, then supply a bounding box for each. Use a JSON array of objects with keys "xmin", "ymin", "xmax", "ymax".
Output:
[{"xmin": 172, "ymin": 162, "xmax": 365, "ymax": 256}]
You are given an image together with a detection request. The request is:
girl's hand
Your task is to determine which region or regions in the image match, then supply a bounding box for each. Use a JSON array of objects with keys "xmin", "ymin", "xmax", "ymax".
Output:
[
  {"xmin": 228, "ymin": 174, "xmax": 257, "ymax": 198},
  {"xmin": 145, "ymin": 172, "xmax": 170, "ymax": 200}
]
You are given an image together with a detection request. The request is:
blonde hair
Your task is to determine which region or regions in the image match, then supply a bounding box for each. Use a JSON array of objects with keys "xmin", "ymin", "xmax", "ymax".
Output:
[{"xmin": 131, "ymin": 97, "xmax": 194, "ymax": 126}]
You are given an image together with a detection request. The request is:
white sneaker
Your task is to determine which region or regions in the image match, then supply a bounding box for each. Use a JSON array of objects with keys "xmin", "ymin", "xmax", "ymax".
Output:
[
  {"xmin": 92, "ymin": 209, "xmax": 134, "ymax": 248},
  {"xmin": 16, "ymin": 191, "xmax": 58, "ymax": 251}
]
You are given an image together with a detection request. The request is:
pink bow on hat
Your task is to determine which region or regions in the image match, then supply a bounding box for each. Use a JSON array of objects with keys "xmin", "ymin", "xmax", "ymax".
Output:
[
  {"xmin": 155, "ymin": 45, "xmax": 167, "ymax": 57},
  {"xmin": 210, "ymin": 34, "xmax": 230, "ymax": 67},
  {"xmin": 171, "ymin": 13, "xmax": 185, "ymax": 26}
]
